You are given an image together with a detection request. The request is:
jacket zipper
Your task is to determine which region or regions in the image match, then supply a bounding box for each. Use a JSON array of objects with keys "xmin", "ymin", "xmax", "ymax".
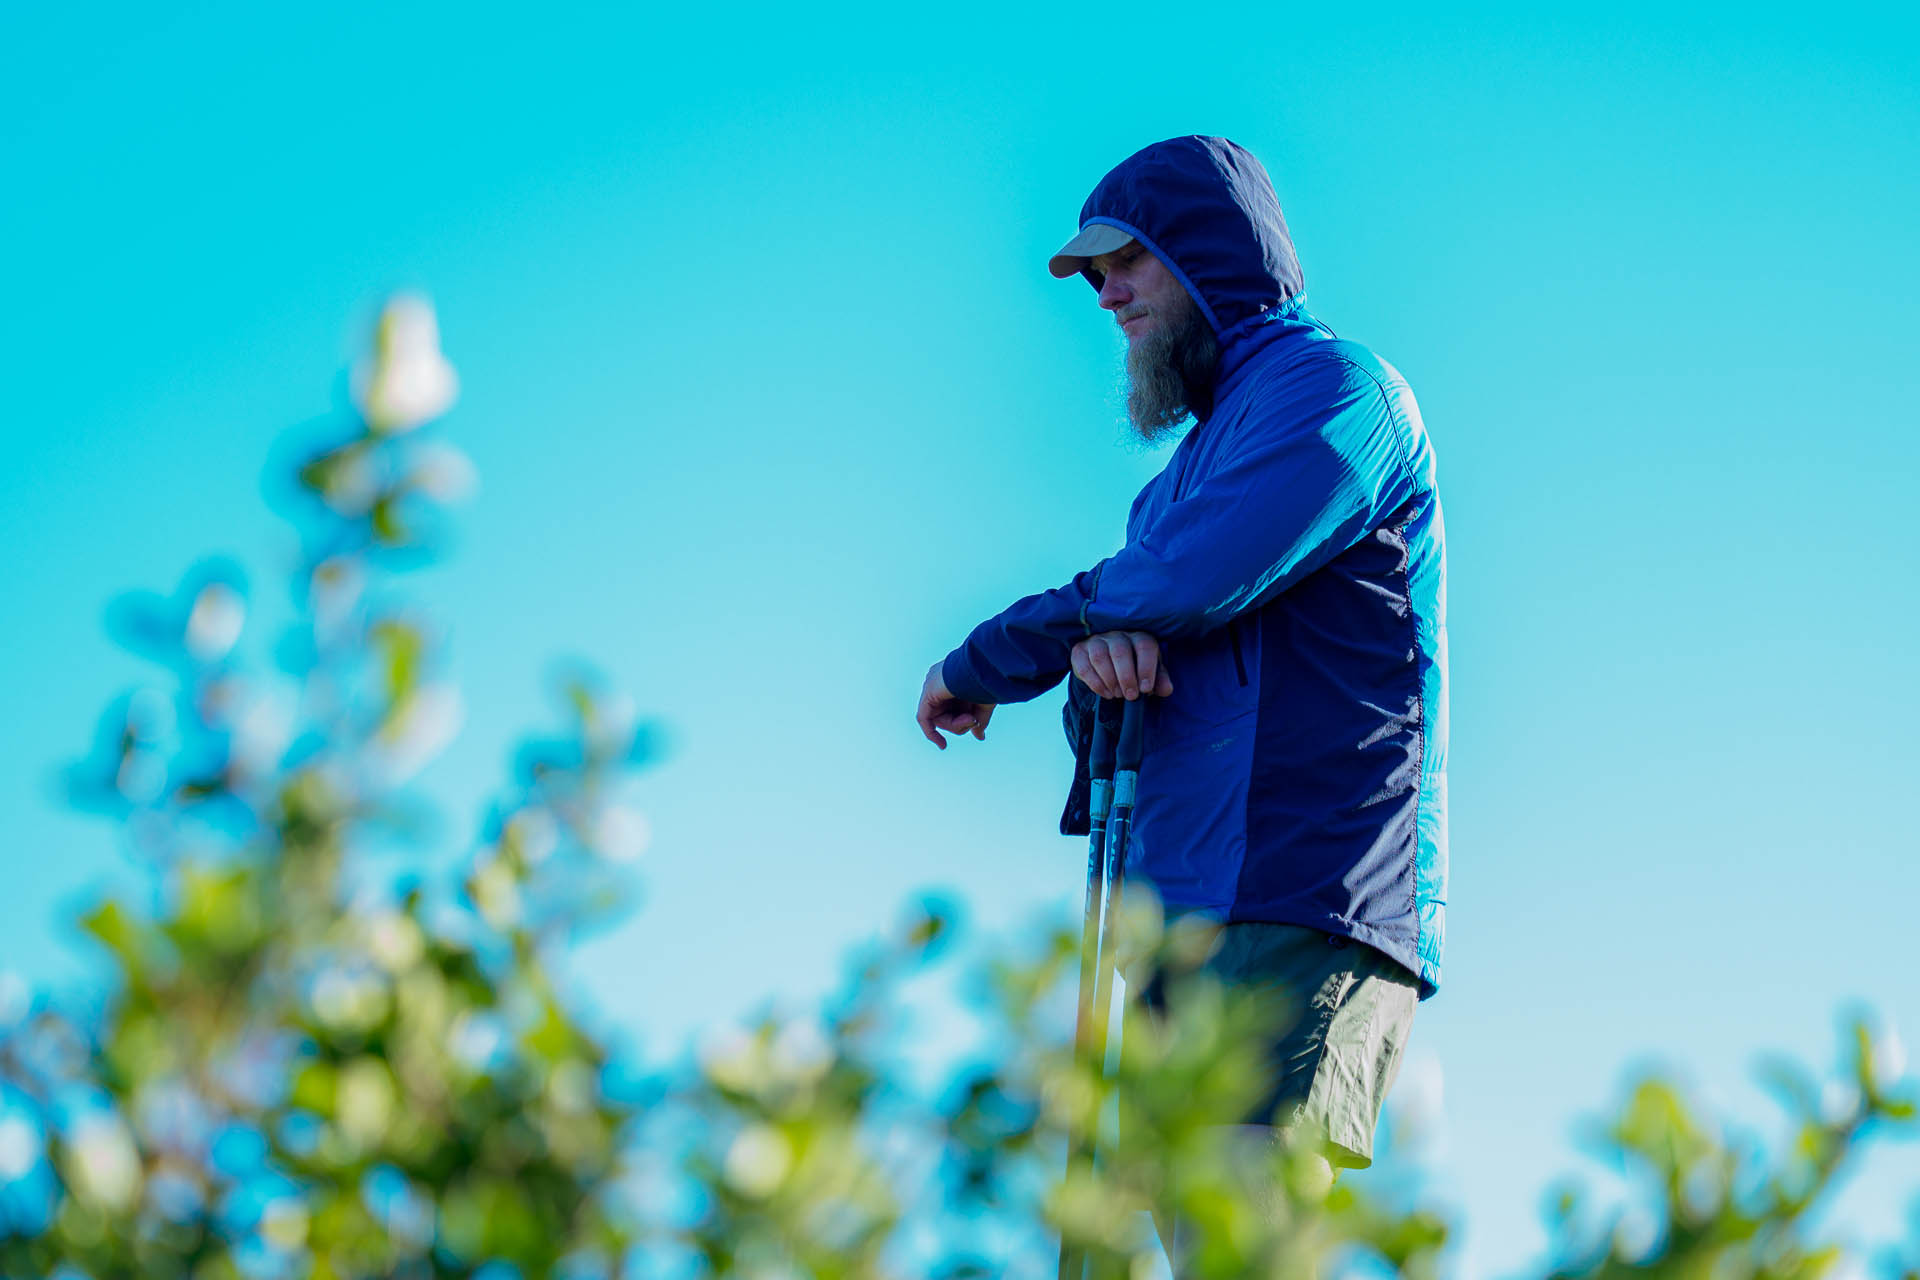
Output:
[{"xmin": 1227, "ymin": 620, "xmax": 1249, "ymax": 686}]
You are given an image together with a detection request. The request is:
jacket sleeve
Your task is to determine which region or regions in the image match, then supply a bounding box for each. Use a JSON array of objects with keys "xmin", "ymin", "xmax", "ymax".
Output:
[{"xmin": 942, "ymin": 356, "xmax": 1417, "ymax": 706}]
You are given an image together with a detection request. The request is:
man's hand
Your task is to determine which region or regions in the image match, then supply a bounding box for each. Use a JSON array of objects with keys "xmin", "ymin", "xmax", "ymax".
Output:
[
  {"xmin": 1071, "ymin": 630, "xmax": 1174, "ymax": 701},
  {"xmin": 917, "ymin": 661, "xmax": 996, "ymax": 750}
]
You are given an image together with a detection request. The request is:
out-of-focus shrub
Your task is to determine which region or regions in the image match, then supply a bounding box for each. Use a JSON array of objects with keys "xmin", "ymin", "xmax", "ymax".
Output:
[{"xmin": 2, "ymin": 298, "xmax": 1911, "ymax": 1279}]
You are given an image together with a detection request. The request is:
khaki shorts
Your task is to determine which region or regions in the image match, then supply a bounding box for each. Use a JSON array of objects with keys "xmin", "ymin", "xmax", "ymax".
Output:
[{"xmin": 1125, "ymin": 921, "xmax": 1418, "ymax": 1169}]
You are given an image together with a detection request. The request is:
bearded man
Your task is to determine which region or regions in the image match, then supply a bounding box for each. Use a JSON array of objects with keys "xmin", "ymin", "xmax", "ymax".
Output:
[{"xmin": 913, "ymin": 136, "xmax": 1449, "ymax": 1268}]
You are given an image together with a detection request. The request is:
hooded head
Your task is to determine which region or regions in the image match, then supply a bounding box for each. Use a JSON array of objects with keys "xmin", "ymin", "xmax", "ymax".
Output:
[{"xmin": 1049, "ymin": 135, "xmax": 1305, "ymax": 338}]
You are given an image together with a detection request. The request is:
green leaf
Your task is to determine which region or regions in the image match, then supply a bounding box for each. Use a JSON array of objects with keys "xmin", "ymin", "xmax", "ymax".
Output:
[{"xmin": 79, "ymin": 898, "xmax": 144, "ymax": 970}]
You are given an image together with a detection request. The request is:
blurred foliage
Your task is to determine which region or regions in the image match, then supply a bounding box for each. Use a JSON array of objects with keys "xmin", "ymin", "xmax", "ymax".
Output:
[
  {"xmin": 10, "ymin": 295, "xmax": 646, "ymax": 1279},
  {"xmin": 2, "ymin": 297, "xmax": 1914, "ymax": 1278},
  {"xmin": 1541, "ymin": 1016, "xmax": 1917, "ymax": 1280}
]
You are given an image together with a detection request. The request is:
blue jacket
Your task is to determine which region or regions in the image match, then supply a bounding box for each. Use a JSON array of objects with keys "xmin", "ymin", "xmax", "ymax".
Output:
[{"xmin": 941, "ymin": 137, "xmax": 1449, "ymax": 997}]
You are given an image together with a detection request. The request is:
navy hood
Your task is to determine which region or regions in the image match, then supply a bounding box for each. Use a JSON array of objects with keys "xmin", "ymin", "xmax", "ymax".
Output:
[{"xmin": 1070, "ymin": 135, "xmax": 1304, "ymax": 336}]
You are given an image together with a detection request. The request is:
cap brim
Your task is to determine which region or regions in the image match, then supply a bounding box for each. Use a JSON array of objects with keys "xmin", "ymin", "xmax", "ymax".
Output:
[{"xmin": 1048, "ymin": 223, "xmax": 1136, "ymax": 279}]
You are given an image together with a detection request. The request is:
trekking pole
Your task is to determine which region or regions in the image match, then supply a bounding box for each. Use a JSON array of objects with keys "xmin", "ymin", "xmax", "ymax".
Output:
[
  {"xmin": 1057, "ymin": 695, "xmax": 1145, "ymax": 1280},
  {"xmin": 1057, "ymin": 696, "xmax": 1118, "ymax": 1280},
  {"xmin": 1088, "ymin": 696, "xmax": 1144, "ymax": 1083}
]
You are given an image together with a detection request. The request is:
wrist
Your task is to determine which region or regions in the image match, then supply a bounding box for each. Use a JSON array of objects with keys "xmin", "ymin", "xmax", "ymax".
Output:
[{"xmin": 942, "ymin": 646, "xmax": 988, "ymax": 704}]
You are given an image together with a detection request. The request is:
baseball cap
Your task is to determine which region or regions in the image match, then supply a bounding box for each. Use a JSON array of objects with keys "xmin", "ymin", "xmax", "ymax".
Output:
[{"xmin": 1048, "ymin": 222, "xmax": 1136, "ymax": 279}]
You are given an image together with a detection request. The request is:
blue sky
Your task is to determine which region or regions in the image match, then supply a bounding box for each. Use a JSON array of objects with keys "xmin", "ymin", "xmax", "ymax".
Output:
[{"xmin": 4, "ymin": 2, "xmax": 1918, "ymax": 1274}]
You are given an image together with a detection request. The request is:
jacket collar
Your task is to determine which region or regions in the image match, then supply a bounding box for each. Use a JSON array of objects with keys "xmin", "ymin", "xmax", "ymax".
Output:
[{"xmin": 1201, "ymin": 293, "xmax": 1330, "ymax": 419}]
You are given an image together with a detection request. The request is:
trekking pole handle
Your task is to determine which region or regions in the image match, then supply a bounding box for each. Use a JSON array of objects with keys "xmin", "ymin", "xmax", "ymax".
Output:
[
  {"xmin": 1089, "ymin": 694, "xmax": 1119, "ymax": 783},
  {"xmin": 1114, "ymin": 696, "xmax": 1145, "ymax": 774}
]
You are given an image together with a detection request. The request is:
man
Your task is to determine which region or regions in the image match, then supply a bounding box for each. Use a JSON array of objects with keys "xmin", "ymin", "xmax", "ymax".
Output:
[{"xmin": 913, "ymin": 136, "xmax": 1448, "ymax": 1261}]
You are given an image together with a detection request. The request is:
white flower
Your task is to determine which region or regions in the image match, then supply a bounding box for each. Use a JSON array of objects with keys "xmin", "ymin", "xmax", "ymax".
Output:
[
  {"xmin": 450, "ymin": 1012, "xmax": 505, "ymax": 1073},
  {"xmin": 0, "ymin": 971, "xmax": 27, "ymax": 1027},
  {"xmin": 697, "ymin": 1025, "xmax": 761, "ymax": 1092},
  {"xmin": 0, "ymin": 1112, "xmax": 38, "ymax": 1180},
  {"xmin": 310, "ymin": 964, "xmax": 389, "ymax": 1032},
  {"xmin": 1679, "ymin": 1157, "xmax": 1722, "ymax": 1223},
  {"xmin": 366, "ymin": 684, "xmax": 464, "ymax": 786},
  {"xmin": 318, "ymin": 447, "xmax": 379, "ymax": 515},
  {"xmin": 588, "ymin": 804, "xmax": 650, "ymax": 863},
  {"xmin": 233, "ymin": 685, "xmax": 295, "ymax": 778},
  {"xmin": 366, "ymin": 911, "xmax": 424, "ymax": 972},
  {"xmin": 407, "ymin": 440, "xmax": 478, "ymax": 502},
  {"xmin": 186, "ymin": 582, "xmax": 246, "ymax": 662},
  {"xmin": 337, "ymin": 1059, "xmax": 394, "ymax": 1148},
  {"xmin": 468, "ymin": 858, "xmax": 522, "ymax": 930},
  {"xmin": 724, "ymin": 1124, "xmax": 792, "ymax": 1198},
  {"xmin": 67, "ymin": 1111, "xmax": 141, "ymax": 1211},
  {"xmin": 1612, "ymin": 1202, "xmax": 1658, "ymax": 1260},
  {"xmin": 260, "ymin": 1196, "xmax": 309, "ymax": 1249},
  {"xmin": 771, "ymin": 1018, "xmax": 832, "ymax": 1085},
  {"xmin": 586, "ymin": 691, "xmax": 640, "ymax": 757},
  {"xmin": 547, "ymin": 1061, "xmax": 595, "ymax": 1114},
  {"xmin": 133, "ymin": 1078, "xmax": 208, "ymax": 1156},
  {"xmin": 1872, "ymin": 1021, "xmax": 1907, "ymax": 1082},
  {"xmin": 196, "ymin": 673, "xmax": 246, "ymax": 725},
  {"xmin": 352, "ymin": 294, "xmax": 458, "ymax": 434},
  {"xmin": 308, "ymin": 555, "xmax": 366, "ymax": 633},
  {"xmin": 508, "ymin": 808, "xmax": 559, "ymax": 866}
]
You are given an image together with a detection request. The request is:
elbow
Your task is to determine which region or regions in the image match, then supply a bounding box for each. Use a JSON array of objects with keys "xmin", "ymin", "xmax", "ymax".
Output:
[{"xmin": 1087, "ymin": 582, "xmax": 1226, "ymax": 640}]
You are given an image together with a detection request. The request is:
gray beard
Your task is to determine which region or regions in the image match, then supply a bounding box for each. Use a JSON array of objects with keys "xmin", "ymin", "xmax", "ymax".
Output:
[{"xmin": 1124, "ymin": 292, "xmax": 1220, "ymax": 443}]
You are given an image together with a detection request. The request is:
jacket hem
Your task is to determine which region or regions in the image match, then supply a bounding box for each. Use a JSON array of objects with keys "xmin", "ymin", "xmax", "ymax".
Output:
[{"xmin": 1210, "ymin": 903, "xmax": 1437, "ymax": 1002}]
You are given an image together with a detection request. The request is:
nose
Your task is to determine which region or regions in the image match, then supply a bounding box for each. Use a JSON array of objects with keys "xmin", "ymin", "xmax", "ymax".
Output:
[{"xmin": 1097, "ymin": 272, "xmax": 1132, "ymax": 312}]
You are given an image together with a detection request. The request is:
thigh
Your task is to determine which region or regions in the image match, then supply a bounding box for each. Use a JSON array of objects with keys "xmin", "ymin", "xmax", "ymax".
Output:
[
  {"xmin": 1141, "ymin": 922, "xmax": 1418, "ymax": 1169},
  {"xmin": 1272, "ymin": 938, "xmax": 1418, "ymax": 1169}
]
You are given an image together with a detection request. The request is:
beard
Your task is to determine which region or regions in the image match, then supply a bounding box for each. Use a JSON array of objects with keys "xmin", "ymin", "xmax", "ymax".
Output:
[{"xmin": 1124, "ymin": 289, "xmax": 1220, "ymax": 443}]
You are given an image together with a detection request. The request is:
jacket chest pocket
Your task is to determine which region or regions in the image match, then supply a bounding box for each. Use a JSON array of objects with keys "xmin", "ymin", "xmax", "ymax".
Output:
[
  {"xmin": 1227, "ymin": 619, "xmax": 1249, "ymax": 686},
  {"xmin": 1151, "ymin": 618, "xmax": 1258, "ymax": 749}
]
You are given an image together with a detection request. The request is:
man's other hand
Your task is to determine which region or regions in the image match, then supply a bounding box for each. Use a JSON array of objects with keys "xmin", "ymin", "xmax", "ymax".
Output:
[
  {"xmin": 1071, "ymin": 630, "xmax": 1174, "ymax": 701},
  {"xmin": 917, "ymin": 661, "xmax": 997, "ymax": 750}
]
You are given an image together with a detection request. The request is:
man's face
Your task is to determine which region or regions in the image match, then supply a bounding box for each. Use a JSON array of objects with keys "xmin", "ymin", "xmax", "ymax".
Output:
[
  {"xmin": 1090, "ymin": 241, "xmax": 1187, "ymax": 346},
  {"xmin": 1088, "ymin": 240, "xmax": 1218, "ymax": 441}
]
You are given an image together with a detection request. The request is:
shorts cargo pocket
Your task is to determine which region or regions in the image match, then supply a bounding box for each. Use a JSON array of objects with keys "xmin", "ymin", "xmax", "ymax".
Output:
[{"xmin": 1294, "ymin": 954, "xmax": 1418, "ymax": 1169}]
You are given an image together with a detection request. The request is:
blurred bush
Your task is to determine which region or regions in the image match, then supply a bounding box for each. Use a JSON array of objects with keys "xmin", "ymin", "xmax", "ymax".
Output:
[{"xmin": 1, "ymin": 298, "xmax": 1911, "ymax": 1279}]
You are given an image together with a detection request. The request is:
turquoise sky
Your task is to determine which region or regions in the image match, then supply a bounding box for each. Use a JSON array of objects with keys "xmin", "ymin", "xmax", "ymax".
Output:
[{"xmin": 5, "ymin": 2, "xmax": 1918, "ymax": 1274}]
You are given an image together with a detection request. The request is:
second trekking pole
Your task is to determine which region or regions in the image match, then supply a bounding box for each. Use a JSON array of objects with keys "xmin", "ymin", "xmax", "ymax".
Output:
[
  {"xmin": 1089, "ymin": 695, "xmax": 1144, "ymax": 1089},
  {"xmin": 1057, "ymin": 694, "xmax": 1146, "ymax": 1280}
]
